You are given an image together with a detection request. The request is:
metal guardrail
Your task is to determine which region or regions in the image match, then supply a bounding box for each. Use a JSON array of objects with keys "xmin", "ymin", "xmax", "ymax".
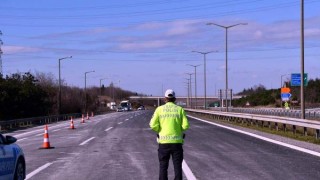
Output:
[
  {"xmin": 0, "ymin": 113, "xmax": 82, "ymax": 132},
  {"xmin": 186, "ymin": 108, "xmax": 320, "ymax": 139},
  {"xmin": 207, "ymin": 107, "xmax": 320, "ymax": 120}
]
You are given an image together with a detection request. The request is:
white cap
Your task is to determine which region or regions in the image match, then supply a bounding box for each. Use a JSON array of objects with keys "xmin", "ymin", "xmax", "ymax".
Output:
[{"xmin": 165, "ymin": 89, "xmax": 175, "ymax": 98}]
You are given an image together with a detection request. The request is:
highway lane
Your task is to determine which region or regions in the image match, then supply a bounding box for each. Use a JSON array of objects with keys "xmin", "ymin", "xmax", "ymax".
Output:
[
  {"xmin": 8, "ymin": 111, "xmax": 186, "ymax": 180},
  {"xmin": 184, "ymin": 116, "xmax": 320, "ymax": 179},
  {"xmin": 5, "ymin": 110, "xmax": 320, "ymax": 179}
]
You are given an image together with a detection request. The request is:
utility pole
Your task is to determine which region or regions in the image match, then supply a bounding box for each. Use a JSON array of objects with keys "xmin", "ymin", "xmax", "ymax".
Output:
[
  {"xmin": 301, "ymin": 0, "xmax": 305, "ymax": 119},
  {"xmin": 100, "ymin": 78, "xmax": 108, "ymax": 96}
]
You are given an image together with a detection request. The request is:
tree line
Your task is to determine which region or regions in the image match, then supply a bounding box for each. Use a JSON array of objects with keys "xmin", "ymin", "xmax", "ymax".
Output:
[
  {"xmin": 233, "ymin": 79, "xmax": 320, "ymax": 107},
  {"xmin": 0, "ymin": 72, "xmax": 136, "ymax": 120}
]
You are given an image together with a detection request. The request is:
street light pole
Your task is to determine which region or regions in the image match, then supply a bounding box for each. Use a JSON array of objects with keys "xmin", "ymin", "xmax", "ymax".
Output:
[
  {"xmin": 192, "ymin": 50, "xmax": 217, "ymax": 109},
  {"xmin": 184, "ymin": 80, "xmax": 190, "ymax": 107},
  {"xmin": 186, "ymin": 73, "xmax": 193, "ymax": 108},
  {"xmin": 84, "ymin": 70, "xmax": 95, "ymax": 113},
  {"xmin": 187, "ymin": 64, "xmax": 201, "ymax": 109},
  {"xmin": 58, "ymin": 56, "xmax": 72, "ymax": 115},
  {"xmin": 207, "ymin": 22, "xmax": 247, "ymax": 112},
  {"xmin": 281, "ymin": 74, "xmax": 290, "ymax": 88},
  {"xmin": 100, "ymin": 78, "xmax": 108, "ymax": 96}
]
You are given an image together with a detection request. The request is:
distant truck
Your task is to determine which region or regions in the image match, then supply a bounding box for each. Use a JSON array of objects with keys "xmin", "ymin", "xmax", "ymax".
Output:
[
  {"xmin": 107, "ymin": 102, "xmax": 117, "ymax": 110},
  {"xmin": 120, "ymin": 100, "xmax": 131, "ymax": 111}
]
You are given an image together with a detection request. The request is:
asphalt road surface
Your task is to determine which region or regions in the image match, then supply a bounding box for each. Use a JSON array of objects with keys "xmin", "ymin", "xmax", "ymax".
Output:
[{"xmin": 5, "ymin": 110, "xmax": 320, "ymax": 180}]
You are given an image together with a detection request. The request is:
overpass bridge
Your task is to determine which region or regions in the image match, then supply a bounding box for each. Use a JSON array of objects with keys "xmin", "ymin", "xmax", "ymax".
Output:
[{"xmin": 129, "ymin": 95, "xmax": 243, "ymax": 107}]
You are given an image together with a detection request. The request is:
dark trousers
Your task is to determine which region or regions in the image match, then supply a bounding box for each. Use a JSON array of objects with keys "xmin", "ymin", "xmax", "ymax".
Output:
[{"xmin": 158, "ymin": 143, "xmax": 183, "ymax": 180}]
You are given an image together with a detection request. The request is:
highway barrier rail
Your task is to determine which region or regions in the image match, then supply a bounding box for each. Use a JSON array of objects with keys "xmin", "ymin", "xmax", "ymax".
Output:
[
  {"xmin": 207, "ymin": 107, "xmax": 320, "ymax": 120},
  {"xmin": 0, "ymin": 113, "xmax": 82, "ymax": 132},
  {"xmin": 185, "ymin": 108, "xmax": 320, "ymax": 139}
]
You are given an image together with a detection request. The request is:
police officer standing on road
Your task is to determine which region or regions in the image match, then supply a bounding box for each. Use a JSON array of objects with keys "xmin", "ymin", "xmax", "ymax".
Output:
[{"xmin": 150, "ymin": 89, "xmax": 189, "ymax": 180}]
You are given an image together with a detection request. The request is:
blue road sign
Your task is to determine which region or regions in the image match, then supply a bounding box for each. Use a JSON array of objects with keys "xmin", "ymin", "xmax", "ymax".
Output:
[
  {"xmin": 281, "ymin": 93, "xmax": 291, "ymax": 102},
  {"xmin": 291, "ymin": 73, "xmax": 308, "ymax": 86},
  {"xmin": 281, "ymin": 93, "xmax": 291, "ymax": 98}
]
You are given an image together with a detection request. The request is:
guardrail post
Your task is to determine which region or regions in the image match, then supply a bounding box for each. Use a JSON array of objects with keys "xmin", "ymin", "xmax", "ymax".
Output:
[
  {"xmin": 261, "ymin": 121, "xmax": 264, "ymax": 128},
  {"xmin": 275, "ymin": 123, "xmax": 278, "ymax": 131},
  {"xmin": 283, "ymin": 124, "xmax": 286, "ymax": 132},
  {"xmin": 268, "ymin": 121, "xmax": 271, "ymax": 129},
  {"xmin": 304, "ymin": 127, "xmax": 307, "ymax": 136},
  {"xmin": 293, "ymin": 125, "xmax": 296, "ymax": 134},
  {"xmin": 316, "ymin": 129, "xmax": 320, "ymax": 139}
]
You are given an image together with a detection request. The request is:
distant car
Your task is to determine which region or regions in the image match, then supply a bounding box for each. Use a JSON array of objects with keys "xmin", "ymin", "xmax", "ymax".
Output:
[
  {"xmin": 0, "ymin": 133, "xmax": 26, "ymax": 180},
  {"xmin": 138, "ymin": 106, "xmax": 145, "ymax": 110},
  {"xmin": 117, "ymin": 107, "xmax": 124, "ymax": 112}
]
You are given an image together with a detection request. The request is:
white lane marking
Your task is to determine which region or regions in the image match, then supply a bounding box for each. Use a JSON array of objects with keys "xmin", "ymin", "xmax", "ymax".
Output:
[
  {"xmin": 118, "ymin": 122, "xmax": 123, "ymax": 125},
  {"xmin": 17, "ymin": 138, "xmax": 28, "ymax": 142},
  {"xmin": 125, "ymin": 119, "xmax": 129, "ymax": 121},
  {"xmin": 35, "ymin": 133, "xmax": 44, "ymax": 137},
  {"xmin": 188, "ymin": 115, "xmax": 320, "ymax": 158},
  {"xmin": 52, "ymin": 129, "xmax": 62, "ymax": 132},
  {"xmin": 105, "ymin": 127, "xmax": 113, "ymax": 132},
  {"xmin": 182, "ymin": 160, "xmax": 197, "ymax": 180},
  {"xmin": 79, "ymin": 137, "xmax": 95, "ymax": 146},
  {"xmin": 26, "ymin": 162, "xmax": 53, "ymax": 180}
]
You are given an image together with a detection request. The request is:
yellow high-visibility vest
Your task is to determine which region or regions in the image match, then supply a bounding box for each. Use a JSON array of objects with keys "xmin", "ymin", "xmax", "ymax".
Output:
[{"xmin": 149, "ymin": 102, "xmax": 189, "ymax": 144}]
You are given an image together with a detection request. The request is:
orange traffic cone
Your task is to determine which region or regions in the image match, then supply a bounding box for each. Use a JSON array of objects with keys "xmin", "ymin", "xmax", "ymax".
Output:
[
  {"xmin": 40, "ymin": 125, "xmax": 54, "ymax": 149},
  {"xmin": 81, "ymin": 114, "xmax": 85, "ymax": 123},
  {"xmin": 70, "ymin": 117, "xmax": 75, "ymax": 129},
  {"xmin": 86, "ymin": 112, "xmax": 89, "ymax": 120}
]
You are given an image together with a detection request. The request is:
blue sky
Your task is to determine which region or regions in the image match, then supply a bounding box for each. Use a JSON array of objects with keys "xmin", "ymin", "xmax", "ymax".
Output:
[{"xmin": 1, "ymin": 0, "xmax": 320, "ymax": 97}]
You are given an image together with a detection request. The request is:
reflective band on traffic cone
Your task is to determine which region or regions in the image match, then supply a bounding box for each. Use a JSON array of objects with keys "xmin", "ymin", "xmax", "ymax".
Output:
[
  {"xmin": 40, "ymin": 125, "xmax": 54, "ymax": 149},
  {"xmin": 70, "ymin": 117, "xmax": 75, "ymax": 129},
  {"xmin": 81, "ymin": 114, "xmax": 85, "ymax": 123}
]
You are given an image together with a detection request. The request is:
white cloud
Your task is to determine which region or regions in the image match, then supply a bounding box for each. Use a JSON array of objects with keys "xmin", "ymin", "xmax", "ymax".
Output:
[
  {"xmin": 135, "ymin": 22, "xmax": 165, "ymax": 30},
  {"xmin": 118, "ymin": 40, "xmax": 169, "ymax": 50},
  {"xmin": 165, "ymin": 20, "xmax": 201, "ymax": 36},
  {"xmin": 33, "ymin": 27, "xmax": 111, "ymax": 39}
]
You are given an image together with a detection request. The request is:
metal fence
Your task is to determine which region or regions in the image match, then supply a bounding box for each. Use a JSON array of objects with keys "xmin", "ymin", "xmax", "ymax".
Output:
[
  {"xmin": 207, "ymin": 107, "xmax": 320, "ymax": 120},
  {"xmin": 0, "ymin": 113, "xmax": 82, "ymax": 132},
  {"xmin": 186, "ymin": 108, "xmax": 320, "ymax": 139}
]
